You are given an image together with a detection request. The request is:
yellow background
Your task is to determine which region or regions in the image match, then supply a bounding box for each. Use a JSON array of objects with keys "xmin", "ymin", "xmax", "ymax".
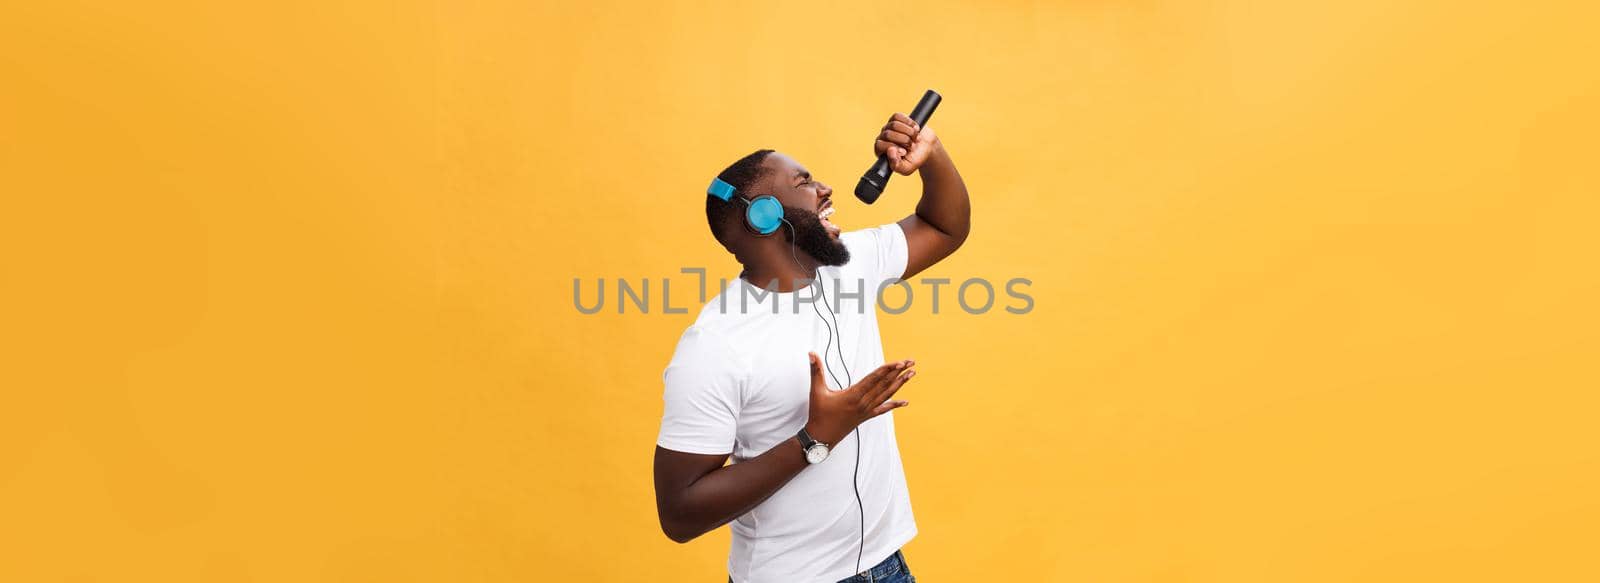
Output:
[{"xmin": 3, "ymin": 1, "xmax": 1597, "ymax": 581}]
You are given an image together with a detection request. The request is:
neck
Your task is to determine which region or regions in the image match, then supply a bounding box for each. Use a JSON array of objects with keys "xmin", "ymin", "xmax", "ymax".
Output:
[{"xmin": 737, "ymin": 238, "xmax": 820, "ymax": 293}]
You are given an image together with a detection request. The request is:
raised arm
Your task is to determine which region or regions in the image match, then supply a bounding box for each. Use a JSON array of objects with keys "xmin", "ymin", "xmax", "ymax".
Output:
[
  {"xmin": 653, "ymin": 354, "xmax": 916, "ymax": 543},
  {"xmin": 874, "ymin": 112, "xmax": 971, "ymax": 279}
]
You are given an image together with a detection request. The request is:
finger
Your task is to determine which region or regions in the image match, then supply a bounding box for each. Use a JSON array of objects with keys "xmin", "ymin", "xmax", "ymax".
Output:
[
  {"xmin": 880, "ymin": 129, "xmax": 912, "ymax": 146},
  {"xmin": 892, "ymin": 149, "xmax": 914, "ymax": 175},
  {"xmin": 864, "ymin": 359, "xmax": 913, "ymax": 401},
  {"xmin": 852, "ymin": 359, "xmax": 905, "ymax": 394},
  {"xmin": 876, "ymin": 140, "xmax": 904, "ymax": 165},
  {"xmin": 866, "ymin": 364, "xmax": 915, "ymax": 404},
  {"xmin": 869, "ymin": 400, "xmax": 909, "ymax": 417},
  {"xmin": 877, "ymin": 369, "xmax": 914, "ymax": 404},
  {"xmin": 885, "ymin": 120, "xmax": 917, "ymax": 137},
  {"xmin": 808, "ymin": 352, "xmax": 826, "ymax": 392},
  {"xmin": 890, "ymin": 112, "xmax": 915, "ymax": 128}
]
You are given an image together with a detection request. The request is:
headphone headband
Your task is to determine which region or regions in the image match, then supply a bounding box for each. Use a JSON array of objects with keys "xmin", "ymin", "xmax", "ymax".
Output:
[{"xmin": 707, "ymin": 177, "xmax": 737, "ymax": 201}]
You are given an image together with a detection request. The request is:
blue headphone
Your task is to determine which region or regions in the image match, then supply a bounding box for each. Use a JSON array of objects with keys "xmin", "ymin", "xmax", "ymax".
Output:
[{"xmin": 708, "ymin": 177, "xmax": 784, "ymax": 236}]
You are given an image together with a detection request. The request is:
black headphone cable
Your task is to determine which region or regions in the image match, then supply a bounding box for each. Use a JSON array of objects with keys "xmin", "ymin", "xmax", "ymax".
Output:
[{"xmin": 781, "ymin": 219, "xmax": 871, "ymax": 580}]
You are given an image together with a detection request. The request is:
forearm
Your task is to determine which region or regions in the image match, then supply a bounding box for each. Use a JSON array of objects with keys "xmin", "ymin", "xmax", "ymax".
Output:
[
  {"xmin": 914, "ymin": 140, "xmax": 970, "ymax": 242},
  {"xmin": 660, "ymin": 436, "xmax": 809, "ymax": 543}
]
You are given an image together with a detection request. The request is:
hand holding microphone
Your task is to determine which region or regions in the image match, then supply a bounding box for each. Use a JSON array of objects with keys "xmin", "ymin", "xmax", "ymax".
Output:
[
  {"xmin": 874, "ymin": 112, "xmax": 940, "ymax": 176},
  {"xmin": 854, "ymin": 90, "xmax": 942, "ymax": 204}
]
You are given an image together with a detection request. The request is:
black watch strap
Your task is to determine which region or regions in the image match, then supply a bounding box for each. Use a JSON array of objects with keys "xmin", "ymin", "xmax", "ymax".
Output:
[{"xmin": 797, "ymin": 427, "xmax": 822, "ymax": 449}]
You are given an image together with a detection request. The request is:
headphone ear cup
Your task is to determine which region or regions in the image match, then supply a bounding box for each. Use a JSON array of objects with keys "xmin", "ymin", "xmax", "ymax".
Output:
[{"xmin": 745, "ymin": 195, "xmax": 784, "ymax": 235}]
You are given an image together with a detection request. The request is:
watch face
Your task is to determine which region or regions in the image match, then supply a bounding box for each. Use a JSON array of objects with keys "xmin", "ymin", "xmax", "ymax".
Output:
[{"xmin": 805, "ymin": 445, "xmax": 829, "ymax": 464}]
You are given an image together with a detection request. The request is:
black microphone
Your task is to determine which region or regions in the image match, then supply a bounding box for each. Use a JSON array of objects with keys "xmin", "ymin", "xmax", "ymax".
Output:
[{"xmin": 854, "ymin": 89, "xmax": 942, "ymax": 204}]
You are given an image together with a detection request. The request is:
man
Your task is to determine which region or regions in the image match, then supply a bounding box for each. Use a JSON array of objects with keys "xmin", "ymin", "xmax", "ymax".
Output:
[{"xmin": 654, "ymin": 110, "xmax": 970, "ymax": 583}]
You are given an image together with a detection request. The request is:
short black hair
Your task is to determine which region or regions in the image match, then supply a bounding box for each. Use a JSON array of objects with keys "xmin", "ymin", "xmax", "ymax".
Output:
[{"xmin": 706, "ymin": 149, "xmax": 774, "ymax": 247}]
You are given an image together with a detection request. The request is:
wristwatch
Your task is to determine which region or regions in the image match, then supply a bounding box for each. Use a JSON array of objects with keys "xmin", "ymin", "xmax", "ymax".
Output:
[{"xmin": 796, "ymin": 427, "xmax": 830, "ymax": 464}]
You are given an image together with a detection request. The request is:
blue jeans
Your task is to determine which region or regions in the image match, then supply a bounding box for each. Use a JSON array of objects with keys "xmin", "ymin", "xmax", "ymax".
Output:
[{"xmin": 727, "ymin": 550, "xmax": 915, "ymax": 583}]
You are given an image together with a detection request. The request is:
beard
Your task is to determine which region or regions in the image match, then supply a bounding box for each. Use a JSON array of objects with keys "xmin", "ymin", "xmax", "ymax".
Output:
[{"xmin": 783, "ymin": 205, "xmax": 850, "ymax": 267}]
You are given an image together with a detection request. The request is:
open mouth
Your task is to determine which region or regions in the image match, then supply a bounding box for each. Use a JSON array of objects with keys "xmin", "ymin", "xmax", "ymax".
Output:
[{"xmin": 818, "ymin": 204, "xmax": 840, "ymax": 238}]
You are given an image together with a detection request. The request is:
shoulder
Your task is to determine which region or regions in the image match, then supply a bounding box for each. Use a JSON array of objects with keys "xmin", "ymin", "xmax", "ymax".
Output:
[
  {"xmin": 666, "ymin": 320, "xmax": 750, "ymax": 381},
  {"xmin": 841, "ymin": 222, "xmax": 907, "ymax": 255},
  {"xmin": 839, "ymin": 222, "xmax": 910, "ymax": 282},
  {"xmin": 669, "ymin": 324, "xmax": 735, "ymax": 364}
]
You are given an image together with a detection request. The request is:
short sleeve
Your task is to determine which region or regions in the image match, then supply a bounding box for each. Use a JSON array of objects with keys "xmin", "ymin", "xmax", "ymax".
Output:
[
  {"xmin": 841, "ymin": 222, "xmax": 910, "ymax": 285},
  {"xmin": 656, "ymin": 326, "xmax": 743, "ymax": 455}
]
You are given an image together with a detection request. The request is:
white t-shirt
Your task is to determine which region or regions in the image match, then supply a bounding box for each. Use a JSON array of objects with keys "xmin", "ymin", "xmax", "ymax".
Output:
[{"xmin": 657, "ymin": 223, "xmax": 917, "ymax": 583}]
